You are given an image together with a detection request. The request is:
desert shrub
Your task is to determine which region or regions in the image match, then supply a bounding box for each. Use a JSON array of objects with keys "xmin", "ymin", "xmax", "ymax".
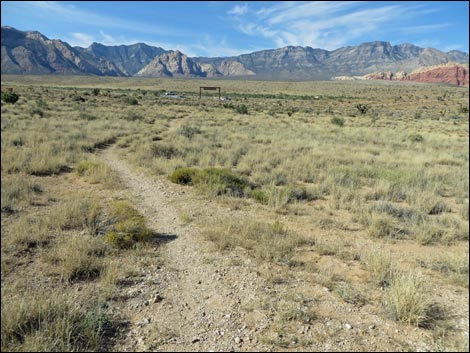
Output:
[
  {"xmin": 169, "ymin": 167, "xmax": 199, "ymax": 185},
  {"xmin": 194, "ymin": 168, "xmax": 252, "ymax": 197},
  {"xmin": 383, "ymin": 270, "xmax": 440, "ymax": 327},
  {"xmin": 428, "ymin": 200, "xmax": 451, "ymax": 215},
  {"xmin": 170, "ymin": 167, "xmax": 252, "ymax": 197},
  {"xmin": 330, "ymin": 116, "xmax": 345, "ymax": 126},
  {"xmin": 177, "ymin": 125, "xmax": 201, "ymax": 139},
  {"xmin": 123, "ymin": 97, "xmax": 138, "ymax": 105},
  {"xmin": 71, "ymin": 95, "xmax": 85, "ymax": 102},
  {"xmin": 1, "ymin": 90, "xmax": 19, "ymax": 104},
  {"xmin": 408, "ymin": 133, "xmax": 424, "ymax": 142},
  {"xmin": 235, "ymin": 104, "xmax": 249, "ymax": 114},
  {"xmin": 150, "ymin": 144, "xmax": 179, "ymax": 159},
  {"xmin": 355, "ymin": 103, "xmax": 369, "ymax": 115},
  {"xmin": 92, "ymin": 88, "xmax": 100, "ymax": 96},
  {"xmin": 104, "ymin": 201, "xmax": 152, "ymax": 249}
]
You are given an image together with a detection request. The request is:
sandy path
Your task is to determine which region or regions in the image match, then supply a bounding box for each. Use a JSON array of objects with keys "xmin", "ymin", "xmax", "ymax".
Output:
[{"xmin": 98, "ymin": 146, "xmax": 270, "ymax": 352}]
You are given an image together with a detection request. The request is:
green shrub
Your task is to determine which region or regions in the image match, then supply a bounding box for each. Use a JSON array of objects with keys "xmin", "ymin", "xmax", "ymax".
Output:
[
  {"xmin": 124, "ymin": 97, "xmax": 138, "ymax": 105},
  {"xmin": 331, "ymin": 116, "xmax": 345, "ymax": 126},
  {"xmin": 408, "ymin": 133, "xmax": 424, "ymax": 142},
  {"xmin": 1, "ymin": 90, "xmax": 19, "ymax": 104},
  {"xmin": 169, "ymin": 167, "xmax": 252, "ymax": 197},
  {"xmin": 104, "ymin": 202, "xmax": 152, "ymax": 249},
  {"xmin": 235, "ymin": 104, "xmax": 249, "ymax": 114},
  {"xmin": 194, "ymin": 167, "xmax": 252, "ymax": 197},
  {"xmin": 170, "ymin": 168, "xmax": 199, "ymax": 185},
  {"xmin": 92, "ymin": 88, "xmax": 100, "ymax": 96}
]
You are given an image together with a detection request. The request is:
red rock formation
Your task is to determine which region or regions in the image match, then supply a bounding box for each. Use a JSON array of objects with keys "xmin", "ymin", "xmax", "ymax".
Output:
[
  {"xmin": 363, "ymin": 63, "xmax": 468, "ymax": 86},
  {"xmin": 404, "ymin": 64, "xmax": 468, "ymax": 86}
]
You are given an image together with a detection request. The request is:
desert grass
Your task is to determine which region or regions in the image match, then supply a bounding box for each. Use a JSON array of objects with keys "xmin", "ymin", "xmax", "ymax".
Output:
[{"xmin": 1, "ymin": 77, "xmax": 468, "ymax": 351}]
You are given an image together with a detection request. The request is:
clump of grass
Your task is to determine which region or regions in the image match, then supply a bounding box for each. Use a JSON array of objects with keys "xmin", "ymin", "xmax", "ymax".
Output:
[
  {"xmin": 408, "ymin": 133, "xmax": 424, "ymax": 142},
  {"xmin": 104, "ymin": 201, "xmax": 152, "ymax": 249},
  {"xmin": 7, "ymin": 216, "xmax": 49, "ymax": 249},
  {"xmin": 46, "ymin": 234, "xmax": 106, "ymax": 282},
  {"xmin": 333, "ymin": 281, "xmax": 366, "ymax": 306},
  {"xmin": 362, "ymin": 249, "xmax": 397, "ymax": 288},
  {"xmin": 79, "ymin": 112, "xmax": 97, "ymax": 121},
  {"xmin": 203, "ymin": 219, "xmax": 308, "ymax": 264},
  {"xmin": 250, "ymin": 189, "xmax": 269, "ymax": 204},
  {"xmin": 123, "ymin": 111, "xmax": 144, "ymax": 121},
  {"xmin": 383, "ymin": 270, "xmax": 441, "ymax": 327},
  {"xmin": 76, "ymin": 159, "xmax": 121, "ymax": 189},
  {"xmin": 48, "ymin": 199, "xmax": 104, "ymax": 235},
  {"xmin": 330, "ymin": 116, "xmax": 345, "ymax": 126},
  {"xmin": 367, "ymin": 213, "xmax": 405, "ymax": 239},
  {"xmin": 1, "ymin": 175, "xmax": 42, "ymax": 213},
  {"xmin": 1, "ymin": 291, "xmax": 109, "ymax": 351},
  {"xmin": 151, "ymin": 144, "xmax": 180, "ymax": 159}
]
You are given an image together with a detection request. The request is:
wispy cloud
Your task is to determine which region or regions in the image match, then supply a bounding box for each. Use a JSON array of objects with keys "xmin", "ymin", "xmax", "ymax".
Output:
[
  {"xmin": 400, "ymin": 23, "xmax": 451, "ymax": 34},
  {"xmin": 229, "ymin": 1, "xmax": 455, "ymax": 50},
  {"xmin": 25, "ymin": 1, "xmax": 190, "ymax": 37}
]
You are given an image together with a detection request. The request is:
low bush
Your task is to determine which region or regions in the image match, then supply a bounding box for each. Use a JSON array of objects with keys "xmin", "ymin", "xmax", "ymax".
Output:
[
  {"xmin": 170, "ymin": 167, "xmax": 252, "ymax": 197},
  {"xmin": 235, "ymin": 104, "xmax": 249, "ymax": 114},
  {"xmin": 169, "ymin": 167, "xmax": 198, "ymax": 185},
  {"xmin": 104, "ymin": 201, "xmax": 152, "ymax": 249},
  {"xmin": 1, "ymin": 90, "xmax": 19, "ymax": 104},
  {"xmin": 330, "ymin": 116, "xmax": 345, "ymax": 126}
]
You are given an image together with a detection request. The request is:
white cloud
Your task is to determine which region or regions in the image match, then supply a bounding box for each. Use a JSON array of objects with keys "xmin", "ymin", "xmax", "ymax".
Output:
[
  {"xmin": 229, "ymin": 2, "xmax": 456, "ymax": 51},
  {"xmin": 228, "ymin": 4, "xmax": 248, "ymax": 16},
  {"xmin": 67, "ymin": 32, "xmax": 95, "ymax": 47}
]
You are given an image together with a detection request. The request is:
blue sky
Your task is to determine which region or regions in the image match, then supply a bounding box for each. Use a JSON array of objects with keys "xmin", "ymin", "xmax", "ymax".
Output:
[{"xmin": 1, "ymin": 1, "xmax": 468, "ymax": 56}]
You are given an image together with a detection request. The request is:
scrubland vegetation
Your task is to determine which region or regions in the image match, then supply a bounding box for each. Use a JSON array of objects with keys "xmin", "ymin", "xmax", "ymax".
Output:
[{"xmin": 1, "ymin": 75, "xmax": 468, "ymax": 351}]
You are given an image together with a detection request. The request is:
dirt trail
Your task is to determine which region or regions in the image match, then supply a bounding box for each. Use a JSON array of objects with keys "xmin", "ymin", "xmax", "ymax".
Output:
[{"xmin": 99, "ymin": 146, "xmax": 271, "ymax": 352}]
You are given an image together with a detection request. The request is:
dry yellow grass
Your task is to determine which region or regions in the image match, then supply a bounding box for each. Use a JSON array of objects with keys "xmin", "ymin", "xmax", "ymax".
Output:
[{"xmin": 1, "ymin": 75, "xmax": 468, "ymax": 351}]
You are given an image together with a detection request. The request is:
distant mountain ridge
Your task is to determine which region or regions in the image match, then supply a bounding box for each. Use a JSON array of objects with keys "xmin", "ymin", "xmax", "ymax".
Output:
[{"xmin": 2, "ymin": 26, "xmax": 469, "ymax": 82}]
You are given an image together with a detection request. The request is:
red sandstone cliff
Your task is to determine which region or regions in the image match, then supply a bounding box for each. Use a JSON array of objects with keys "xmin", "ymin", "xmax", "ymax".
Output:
[{"xmin": 362, "ymin": 63, "xmax": 469, "ymax": 86}]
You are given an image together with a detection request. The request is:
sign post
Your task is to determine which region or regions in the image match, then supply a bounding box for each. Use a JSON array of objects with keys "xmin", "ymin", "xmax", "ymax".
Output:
[{"xmin": 199, "ymin": 86, "xmax": 221, "ymax": 100}]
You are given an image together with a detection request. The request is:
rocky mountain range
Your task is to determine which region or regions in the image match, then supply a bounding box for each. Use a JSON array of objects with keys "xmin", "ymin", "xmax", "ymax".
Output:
[{"xmin": 2, "ymin": 26, "xmax": 469, "ymax": 83}]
